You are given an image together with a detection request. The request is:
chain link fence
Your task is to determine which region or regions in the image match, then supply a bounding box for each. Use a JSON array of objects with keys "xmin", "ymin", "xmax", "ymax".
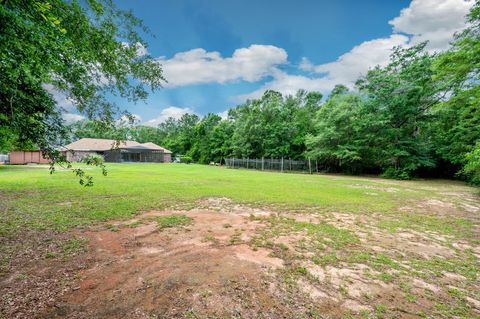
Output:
[{"xmin": 224, "ymin": 157, "xmax": 319, "ymax": 174}]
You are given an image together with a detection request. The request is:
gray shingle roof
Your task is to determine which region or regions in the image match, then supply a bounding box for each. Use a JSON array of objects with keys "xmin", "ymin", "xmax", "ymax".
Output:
[{"xmin": 64, "ymin": 138, "xmax": 172, "ymax": 153}]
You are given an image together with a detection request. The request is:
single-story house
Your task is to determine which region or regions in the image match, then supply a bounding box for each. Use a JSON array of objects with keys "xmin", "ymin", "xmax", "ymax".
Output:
[
  {"xmin": 63, "ymin": 138, "xmax": 172, "ymax": 163},
  {"xmin": 9, "ymin": 150, "xmax": 50, "ymax": 164}
]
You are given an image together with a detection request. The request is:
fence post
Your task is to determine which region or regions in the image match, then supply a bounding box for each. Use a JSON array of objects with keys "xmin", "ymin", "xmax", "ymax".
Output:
[
  {"xmin": 247, "ymin": 157, "xmax": 249, "ymax": 169},
  {"xmin": 316, "ymin": 159, "xmax": 319, "ymax": 173},
  {"xmin": 281, "ymin": 157, "xmax": 284, "ymax": 173},
  {"xmin": 308, "ymin": 157, "xmax": 312, "ymax": 174},
  {"xmin": 289, "ymin": 158, "xmax": 292, "ymax": 171},
  {"xmin": 262, "ymin": 157, "xmax": 264, "ymax": 170}
]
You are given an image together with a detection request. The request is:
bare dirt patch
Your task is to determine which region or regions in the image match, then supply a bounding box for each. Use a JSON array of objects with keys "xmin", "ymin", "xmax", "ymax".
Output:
[
  {"xmin": 2, "ymin": 196, "xmax": 479, "ymax": 319},
  {"xmin": 348, "ymin": 184, "xmax": 399, "ymax": 193},
  {"xmin": 250, "ymin": 202, "xmax": 480, "ymax": 318},
  {"xmin": 45, "ymin": 205, "xmax": 323, "ymax": 319},
  {"xmin": 0, "ymin": 230, "xmax": 91, "ymax": 319}
]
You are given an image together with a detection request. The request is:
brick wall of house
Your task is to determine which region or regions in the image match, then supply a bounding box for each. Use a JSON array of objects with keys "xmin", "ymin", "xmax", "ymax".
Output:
[
  {"xmin": 9, "ymin": 151, "xmax": 50, "ymax": 164},
  {"xmin": 65, "ymin": 151, "xmax": 99, "ymax": 162},
  {"xmin": 163, "ymin": 153, "xmax": 172, "ymax": 163}
]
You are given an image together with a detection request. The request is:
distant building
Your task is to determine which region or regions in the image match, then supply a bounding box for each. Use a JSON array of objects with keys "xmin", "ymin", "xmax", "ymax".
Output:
[
  {"xmin": 63, "ymin": 138, "xmax": 172, "ymax": 163},
  {"xmin": 9, "ymin": 150, "xmax": 50, "ymax": 164}
]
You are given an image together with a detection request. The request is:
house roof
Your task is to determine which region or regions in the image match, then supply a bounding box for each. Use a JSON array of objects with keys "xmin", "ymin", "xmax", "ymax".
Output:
[
  {"xmin": 64, "ymin": 138, "xmax": 172, "ymax": 153},
  {"xmin": 140, "ymin": 142, "xmax": 172, "ymax": 153}
]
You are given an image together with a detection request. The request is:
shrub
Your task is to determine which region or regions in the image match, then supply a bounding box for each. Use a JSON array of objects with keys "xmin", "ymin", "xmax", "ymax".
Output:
[
  {"xmin": 81, "ymin": 154, "xmax": 105, "ymax": 165},
  {"xmin": 381, "ymin": 167, "xmax": 411, "ymax": 180},
  {"xmin": 463, "ymin": 143, "xmax": 480, "ymax": 185},
  {"xmin": 180, "ymin": 156, "xmax": 193, "ymax": 164}
]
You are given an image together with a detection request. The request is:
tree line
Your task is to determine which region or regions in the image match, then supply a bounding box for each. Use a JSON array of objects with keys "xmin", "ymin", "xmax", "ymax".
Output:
[
  {"xmin": 66, "ymin": 2, "xmax": 479, "ymax": 183},
  {"xmin": 2, "ymin": 0, "xmax": 478, "ymax": 184},
  {"xmin": 68, "ymin": 0, "xmax": 480, "ymax": 183}
]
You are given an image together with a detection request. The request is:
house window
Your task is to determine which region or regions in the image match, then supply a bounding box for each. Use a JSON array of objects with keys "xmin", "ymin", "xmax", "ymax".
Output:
[{"xmin": 122, "ymin": 152, "xmax": 140, "ymax": 162}]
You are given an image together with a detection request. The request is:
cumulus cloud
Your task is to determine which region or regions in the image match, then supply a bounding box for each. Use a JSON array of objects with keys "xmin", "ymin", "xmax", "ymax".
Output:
[
  {"xmin": 158, "ymin": 45, "xmax": 287, "ymax": 87},
  {"xmin": 62, "ymin": 113, "xmax": 85, "ymax": 124},
  {"xmin": 239, "ymin": 34, "xmax": 408, "ymax": 100},
  {"xmin": 44, "ymin": 84, "xmax": 76, "ymax": 111},
  {"xmin": 236, "ymin": 70, "xmax": 337, "ymax": 101},
  {"xmin": 237, "ymin": 0, "xmax": 473, "ymax": 101},
  {"xmin": 117, "ymin": 114, "xmax": 142, "ymax": 126},
  {"xmin": 301, "ymin": 34, "xmax": 410, "ymax": 84},
  {"xmin": 217, "ymin": 110, "xmax": 230, "ymax": 119},
  {"xmin": 144, "ymin": 106, "xmax": 196, "ymax": 127},
  {"xmin": 389, "ymin": 0, "xmax": 473, "ymax": 51}
]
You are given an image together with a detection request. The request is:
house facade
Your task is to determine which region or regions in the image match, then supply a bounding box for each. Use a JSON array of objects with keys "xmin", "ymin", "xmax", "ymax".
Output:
[{"xmin": 63, "ymin": 138, "xmax": 172, "ymax": 163}]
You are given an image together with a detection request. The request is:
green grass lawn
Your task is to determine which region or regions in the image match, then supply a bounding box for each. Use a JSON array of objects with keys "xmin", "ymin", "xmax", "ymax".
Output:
[
  {"xmin": 0, "ymin": 163, "xmax": 476, "ymax": 236},
  {"xmin": 1, "ymin": 163, "xmax": 479, "ymax": 318}
]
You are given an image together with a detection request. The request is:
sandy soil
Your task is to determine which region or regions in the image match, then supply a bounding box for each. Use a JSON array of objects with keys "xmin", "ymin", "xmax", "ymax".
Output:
[
  {"xmin": 43, "ymin": 204, "xmax": 321, "ymax": 319},
  {"xmin": 1, "ymin": 197, "xmax": 479, "ymax": 318}
]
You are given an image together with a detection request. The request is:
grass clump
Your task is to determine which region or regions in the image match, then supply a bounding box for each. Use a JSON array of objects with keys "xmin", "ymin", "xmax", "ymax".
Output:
[
  {"xmin": 259, "ymin": 216, "xmax": 358, "ymax": 250},
  {"xmin": 60, "ymin": 237, "xmax": 87, "ymax": 257},
  {"xmin": 312, "ymin": 253, "xmax": 338, "ymax": 266},
  {"xmin": 295, "ymin": 266, "xmax": 308, "ymax": 275},
  {"xmin": 378, "ymin": 213, "xmax": 474, "ymax": 239},
  {"xmin": 155, "ymin": 214, "xmax": 192, "ymax": 230}
]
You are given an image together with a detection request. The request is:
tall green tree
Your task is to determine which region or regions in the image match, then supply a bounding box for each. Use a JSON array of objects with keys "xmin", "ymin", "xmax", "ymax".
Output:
[
  {"xmin": 355, "ymin": 44, "xmax": 442, "ymax": 178},
  {"xmin": 209, "ymin": 120, "xmax": 234, "ymax": 163},
  {"xmin": 287, "ymin": 90, "xmax": 323, "ymax": 157},
  {"xmin": 130, "ymin": 125, "xmax": 163, "ymax": 146},
  {"xmin": 306, "ymin": 87, "xmax": 367, "ymax": 173},
  {"xmin": 432, "ymin": 0, "xmax": 480, "ymax": 182},
  {"xmin": 188, "ymin": 113, "xmax": 223, "ymax": 163},
  {"xmin": 68, "ymin": 119, "xmax": 130, "ymax": 141},
  {"xmin": 230, "ymin": 90, "xmax": 321, "ymax": 159},
  {"xmin": 0, "ymin": 0, "xmax": 164, "ymax": 160},
  {"xmin": 154, "ymin": 114, "xmax": 200, "ymax": 156}
]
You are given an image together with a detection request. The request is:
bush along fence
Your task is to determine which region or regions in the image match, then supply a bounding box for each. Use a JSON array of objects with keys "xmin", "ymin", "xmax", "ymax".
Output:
[{"xmin": 224, "ymin": 157, "xmax": 321, "ymax": 174}]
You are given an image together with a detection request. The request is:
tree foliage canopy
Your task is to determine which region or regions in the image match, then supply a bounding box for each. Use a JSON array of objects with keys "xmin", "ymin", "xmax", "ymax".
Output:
[
  {"xmin": 3, "ymin": 0, "xmax": 480, "ymax": 185},
  {"xmin": 0, "ymin": 0, "xmax": 164, "ymax": 155}
]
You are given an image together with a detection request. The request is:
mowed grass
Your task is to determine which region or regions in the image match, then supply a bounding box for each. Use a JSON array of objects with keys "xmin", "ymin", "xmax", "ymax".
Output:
[
  {"xmin": 0, "ymin": 163, "xmax": 476, "ymax": 236},
  {"xmin": 1, "ymin": 163, "xmax": 479, "ymax": 318}
]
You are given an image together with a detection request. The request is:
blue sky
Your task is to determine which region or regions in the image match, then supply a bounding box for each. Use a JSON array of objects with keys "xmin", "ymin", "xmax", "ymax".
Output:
[{"xmin": 59, "ymin": 0, "xmax": 474, "ymax": 125}]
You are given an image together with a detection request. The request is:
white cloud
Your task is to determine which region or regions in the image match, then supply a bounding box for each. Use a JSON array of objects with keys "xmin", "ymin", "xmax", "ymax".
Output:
[
  {"xmin": 62, "ymin": 113, "xmax": 85, "ymax": 124},
  {"xmin": 135, "ymin": 43, "xmax": 148, "ymax": 57},
  {"xmin": 44, "ymin": 84, "xmax": 76, "ymax": 112},
  {"xmin": 302, "ymin": 34, "xmax": 410, "ymax": 84},
  {"xmin": 389, "ymin": 0, "xmax": 473, "ymax": 51},
  {"xmin": 122, "ymin": 42, "xmax": 149, "ymax": 57},
  {"xmin": 238, "ymin": 0, "xmax": 473, "ymax": 101},
  {"xmin": 236, "ymin": 70, "xmax": 338, "ymax": 101},
  {"xmin": 299, "ymin": 57, "xmax": 315, "ymax": 72},
  {"xmin": 238, "ymin": 35, "xmax": 408, "ymax": 100},
  {"xmin": 144, "ymin": 106, "xmax": 196, "ymax": 127},
  {"xmin": 117, "ymin": 114, "xmax": 142, "ymax": 126},
  {"xmin": 217, "ymin": 110, "xmax": 229, "ymax": 119},
  {"xmin": 158, "ymin": 45, "xmax": 287, "ymax": 87}
]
